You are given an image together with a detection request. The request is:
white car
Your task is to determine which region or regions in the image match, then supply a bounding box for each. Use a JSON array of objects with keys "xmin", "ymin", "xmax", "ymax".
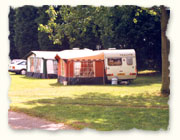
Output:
[{"xmin": 9, "ymin": 59, "xmax": 27, "ymax": 75}]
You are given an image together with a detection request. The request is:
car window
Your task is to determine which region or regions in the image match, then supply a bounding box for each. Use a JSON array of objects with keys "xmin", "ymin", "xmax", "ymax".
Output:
[
  {"xmin": 18, "ymin": 61, "xmax": 26, "ymax": 65},
  {"xmin": 11, "ymin": 60, "xmax": 20, "ymax": 64},
  {"xmin": 11, "ymin": 59, "xmax": 25, "ymax": 64}
]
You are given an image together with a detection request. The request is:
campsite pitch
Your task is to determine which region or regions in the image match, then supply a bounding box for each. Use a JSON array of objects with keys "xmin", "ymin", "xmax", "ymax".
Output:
[{"xmin": 8, "ymin": 72, "xmax": 169, "ymax": 131}]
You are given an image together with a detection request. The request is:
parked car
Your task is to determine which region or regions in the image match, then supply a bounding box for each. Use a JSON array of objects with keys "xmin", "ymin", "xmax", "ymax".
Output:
[{"xmin": 9, "ymin": 59, "xmax": 27, "ymax": 75}]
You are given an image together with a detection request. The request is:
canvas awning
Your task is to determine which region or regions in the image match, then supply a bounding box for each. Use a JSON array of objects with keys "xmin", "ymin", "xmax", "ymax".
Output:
[
  {"xmin": 24, "ymin": 51, "xmax": 60, "ymax": 60},
  {"xmin": 55, "ymin": 50, "xmax": 104, "ymax": 61},
  {"xmin": 67, "ymin": 53, "xmax": 104, "ymax": 61}
]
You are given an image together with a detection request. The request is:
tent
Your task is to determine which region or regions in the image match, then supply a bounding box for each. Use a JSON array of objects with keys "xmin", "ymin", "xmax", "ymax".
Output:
[
  {"xmin": 24, "ymin": 51, "xmax": 59, "ymax": 79},
  {"xmin": 55, "ymin": 49, "xmax": 105, "ymax": 85}
]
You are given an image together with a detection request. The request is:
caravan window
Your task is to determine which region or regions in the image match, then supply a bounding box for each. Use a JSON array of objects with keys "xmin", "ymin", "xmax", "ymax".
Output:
[
  {"xmin": 74, "ymin": 62, "xmax": 81, "ymax": 77},
  {"xmin": 30, "ymin": 58, "xmax": 34, "ymax": 72},
  {"xmin": 108, "ymin": 58, "xmax": 122, "ymax": 66},
  {"xmin": 74, "ymin": 61, "xmax": 95, "ymax": 77},
  {"xmin": 53, "ymin": 60, "xmax": 58, "ymax": 74},
  {"xmin": 126, "ymin": 57, "xmax": 133, "ymax": 65},
  {"xmin": 47, "ymin": 60, "xmax": 55, "ymax": 74},
  {"xmin": 35, "ymin": 58, "xmax": 41, "ymax": 73}
]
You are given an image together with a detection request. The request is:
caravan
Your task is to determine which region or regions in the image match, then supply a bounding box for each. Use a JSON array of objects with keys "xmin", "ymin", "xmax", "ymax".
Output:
[
  {"xmin": 24, "ymin": 51, "xmax": 59, "ymax": 79},
  {"xmin": 55, "ymin": 48, "xmax": 137, "ymax": 85},
  {"xmin": 97, "ymin": 49, "xmax": 137, "ymax": 83}
]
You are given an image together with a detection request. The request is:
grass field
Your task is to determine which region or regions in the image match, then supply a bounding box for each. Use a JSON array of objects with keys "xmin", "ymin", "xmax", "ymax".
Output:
[{"xmin": 8, "ymin": 72, "xmax": 169, "ymax": 131}]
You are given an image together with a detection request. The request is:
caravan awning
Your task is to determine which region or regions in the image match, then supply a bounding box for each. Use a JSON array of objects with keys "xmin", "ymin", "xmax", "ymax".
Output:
[
  {"xmin": 55, "ymin": 50, "xmax": 104, "ymax": 61},
  {"xmin": 67, "ymin": 53, "xmax": 104, "ymax": 61},
  {"xmin": 24, "ymin": 51, "xmax": 59, "ymax": 60}
]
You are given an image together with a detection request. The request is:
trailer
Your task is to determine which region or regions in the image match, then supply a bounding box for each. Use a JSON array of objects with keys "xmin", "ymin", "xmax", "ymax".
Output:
[{"xmin": 97, "ymin": 49, "xmax": 137, "ymax": 84}]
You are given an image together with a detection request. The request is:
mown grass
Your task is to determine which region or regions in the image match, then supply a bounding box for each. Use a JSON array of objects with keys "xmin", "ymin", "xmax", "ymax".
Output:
[{"xmin": 8, "ymin": 72, "xmax": 169, "ymax": 131}]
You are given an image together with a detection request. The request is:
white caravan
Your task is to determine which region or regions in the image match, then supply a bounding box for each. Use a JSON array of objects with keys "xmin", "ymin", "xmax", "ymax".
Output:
[{"xmin": 97, "ymin": 49, "xmax": 137, "ymax": 83}]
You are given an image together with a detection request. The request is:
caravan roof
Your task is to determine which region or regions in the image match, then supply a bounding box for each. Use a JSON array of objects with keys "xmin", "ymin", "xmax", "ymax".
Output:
[
  {"xmin": 55, "ymin": 49, "xmax": 105, "ymax": 61},
  {"xmin": 96, "ymin": 49, "xmax": 136, "ymax": 57},
  {"xmin": 24, "ymin": 51, "xmax": 60, "ymax": 60}
]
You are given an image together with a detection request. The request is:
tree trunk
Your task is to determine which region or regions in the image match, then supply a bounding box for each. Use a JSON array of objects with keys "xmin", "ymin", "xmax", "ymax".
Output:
[{"xmin": 160, "ymin": 6, "xmax": 170, "ymax": 95}]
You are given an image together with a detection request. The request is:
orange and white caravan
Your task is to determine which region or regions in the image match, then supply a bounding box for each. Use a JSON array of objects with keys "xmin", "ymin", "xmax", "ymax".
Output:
[
  {"xmin": 97, "ymin": 49, "xmax": 137, "ymax": 83},
  {"xmin": 55, "ymin": 49, "xmax": 105, "ymax": 85}
]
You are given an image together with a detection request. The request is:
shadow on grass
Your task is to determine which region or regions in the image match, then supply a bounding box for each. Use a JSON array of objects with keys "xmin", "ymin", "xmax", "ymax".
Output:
[
  {"xmin": 10, "ymin": 71, "xmax": 161, "ymax": 87},
  {"xmin": 24, "ymin": 91, "xmax": 169, "ymax": 108},
  {"xmin": 20, "ymin": 76, "xmax": 57, "ymax": 81},
  {"xmin": 11, "ymin": 91, "xmax": 169, "ymax": 131},
  {"xmin": 9, "ymin": 72, "xmax": 41, "ymax": 80},
  {"xmin": 49, "ymin": 74, "xmax": 162, "ymax": 87},
  {"xmin": 9, "ymin": 73, "xmax": 168, "ymax": 130}
]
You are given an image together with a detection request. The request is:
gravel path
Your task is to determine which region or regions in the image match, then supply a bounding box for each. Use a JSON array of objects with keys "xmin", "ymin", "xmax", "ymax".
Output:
[{"xmin": 8, "ymin": 111, "xmax": 74, "ymax": 130}]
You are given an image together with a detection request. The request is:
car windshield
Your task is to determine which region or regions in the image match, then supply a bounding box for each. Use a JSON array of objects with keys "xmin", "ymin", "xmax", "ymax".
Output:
[
  {"xmin": 11, "ymin": 60, "xmax": 26, "ymax": 64},
  {"xmin": 11, "ymin": 61, "xmax": 18, "ymax": 64},
  {"xmin": 17, "ymin": 61, "xmax": 26, "ymax": 65},
  {"xmin": 11, "ymin": 60, "xmax": 22, "ymax": 64}
]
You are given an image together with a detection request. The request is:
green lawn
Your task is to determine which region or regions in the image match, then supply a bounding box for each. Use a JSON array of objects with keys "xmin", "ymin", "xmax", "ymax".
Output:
[{"xmin": 8, "ymin": 72, "xmax": 169, "ymax": 131}]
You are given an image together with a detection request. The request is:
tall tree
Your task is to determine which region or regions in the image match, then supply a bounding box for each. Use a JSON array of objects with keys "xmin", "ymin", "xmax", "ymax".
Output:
[
  {"xmin": 160, "ymin": 6, "xmax": 170, "ymax": 95},
  {"xmin": 38, "ymin": 6, "xmax": 162, "ymax": 71},
  {"xmin": 130, "ymin": 6, "xmax": 162, "ymax": 71},
  {"xmin": 35, "ymin": 6, "xmax": 68, "ymax": 51},
  {"xmin": 14, "ymin": 6, "xmax": 40, "ymax": 58},
  {"xmin": 39, "ymin": 6, "xmax": 100, "ymax": 49},
  {"xmin": 9, "ymin": 7, "xmax": 19, "ymax": 59}
]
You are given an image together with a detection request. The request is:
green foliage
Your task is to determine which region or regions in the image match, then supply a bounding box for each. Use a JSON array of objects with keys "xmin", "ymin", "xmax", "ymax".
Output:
[
  {"xmin": 39, "ymin": 6, "xmax": 99, "ymax": 48},
  {"xmin": 37, "ymin": 6, "xmax": 70, "ymax": 50},
  {"xmin": 14, "ymin": 6, "xmax": 40, "ymax": 58},
  {"xmin": 9, "ymin": 5, "xmax": 162, "ymax": 71},
  {"xmin": 38, "ymin": 6, "xmax": 161, "ymax": 71},
  {"xmin": 35, "ymin": 6, "xmax": 62, "ymax": 51},
  {"xmin": 9, "ymin": 7, "xmax": 19, "ymax": 59}
]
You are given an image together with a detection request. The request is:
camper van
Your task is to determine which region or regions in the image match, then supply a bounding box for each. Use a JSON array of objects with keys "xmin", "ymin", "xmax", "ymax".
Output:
[{"xmin": 97, "ymin": 49, "xmax": 137, "ymax": 84}]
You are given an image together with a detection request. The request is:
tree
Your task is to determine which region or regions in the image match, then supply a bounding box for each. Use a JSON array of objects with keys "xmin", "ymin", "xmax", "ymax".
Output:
[
  {"xmin": 14, "ymin": 6, "xmax": 40, "ymax": 58},
  {"xmin": 130, "ymin": 6, "xmax": 162, "ymax": 71},
  {"xmin": 39, "ymin": 6, "xmax": 99, "ymax": 49},
  {"xmin": 160, "ymin": 6, "xmax": 170, "ymax": 95},
  {"xmin": 38, "ymin": 6, "xmax": 162, "ymax": 71},
  {"xmin": 8, "ymin": 7, "xmax": 19, "ymax": 59},
  {"xmin": 35, "ymin": 6, "xmax": 69, "ymax": 51},
  {"xmin": 132, "ymin": 6, "xmax": 170, "ymax": 95}
]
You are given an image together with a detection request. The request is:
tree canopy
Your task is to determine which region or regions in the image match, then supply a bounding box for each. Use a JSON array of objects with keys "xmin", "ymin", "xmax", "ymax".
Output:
[
  {"xmin": 9, "ymin": 5, "xmax": 162, "ymax": 71},
  {"xmin": 9, "ymin": 7, "xmax": 19, "ymax": 59},
  {"xmin": 13, "ymin": 6, "xmax": 40, "ymax": 58},
  {"xmin": 38, "ymin": 5, "xmax": 161, "ymax": 71}
]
